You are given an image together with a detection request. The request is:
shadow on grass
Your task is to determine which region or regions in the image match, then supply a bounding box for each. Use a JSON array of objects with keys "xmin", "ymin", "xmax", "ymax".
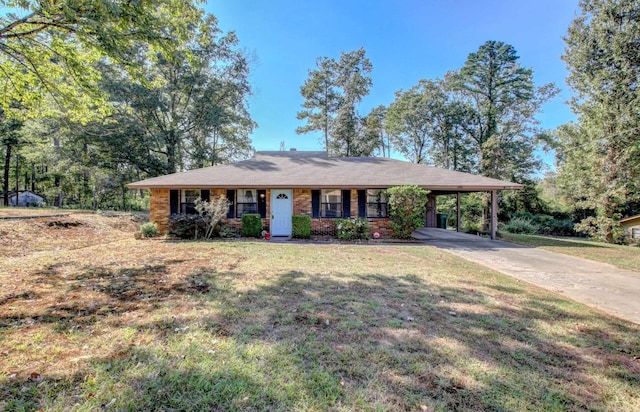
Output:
[
  {"xmin": 1, "ymin": 266, "xmax": 639, "ymax": 410},
  {"xmin": 0, "ymin": 261, "xmax": 218, "ymax": 331}
]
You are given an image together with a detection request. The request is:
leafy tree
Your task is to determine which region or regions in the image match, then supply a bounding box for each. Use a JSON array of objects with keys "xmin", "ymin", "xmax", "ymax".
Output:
[
  {"xmin": 296, "ymin": 56, "xmax": 340, "ymax": 151},
  {"xmin": 387, "ymin": 185, "xmax": 429, "ymax": 239},
  {"xmin": 297, "ymin": 48, "xmax": 373, "ymax": 156},
  {"xmin": 455, "ymin": 41, "xmax": 558, "ymax": 180},
  {"xmin": 386, "ymin": 81, "xmax": 437, "ymax": 164},
  {"xmin": 558, "ymin": 0, "xmax": 640, "ymax": 242},
  {"xmin": 361, "ymin": 105, "xmax": 390, "ymax": 157},
  {"xmin": 386, "ymin": 77, "xmax": 473, "ymax": 168},
  {"xmin": 0, "ymin": 0, "xmax": 201, "ymax": 121},
  {"xmin": 85, "ymin": 14, "xmax": 255, "ymax": 175}
]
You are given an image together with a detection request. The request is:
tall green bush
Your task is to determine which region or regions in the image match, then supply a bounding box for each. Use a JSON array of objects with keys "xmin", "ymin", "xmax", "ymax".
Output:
[
  {"xmin": 292, "ymin": 215, "xmax": 311, "ymax": 239},
  {"xmin": 387, "ymin": 185, "xmax": 429, "ymax": 239},
  {"xmin": 241, "ymin": 214, "xmax": 262, "ymax": 237}
]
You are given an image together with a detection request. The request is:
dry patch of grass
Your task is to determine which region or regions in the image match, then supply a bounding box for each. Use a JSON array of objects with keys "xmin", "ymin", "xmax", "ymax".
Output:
[
  {"xmin": 0, "ymin": 220, "xmax": 638, "ymax": 411},
  {"xmin": 499, "ymin": 232, "xmax": 640, "ymax": 272},
  {"xmin": 0, "ymin": 207, "xmax": 74, "ymax": 218},
  {"xmin": 0, "ymin": 213, "xmax": 145, "ymax": 257}
]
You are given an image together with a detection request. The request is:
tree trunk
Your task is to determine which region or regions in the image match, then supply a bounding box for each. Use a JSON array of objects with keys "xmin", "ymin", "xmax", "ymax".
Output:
[
  {"xmin": 14, "ymin": 154, "xmax": 19, "ymax": 206},
  {"xmin": 3, "ymin": 143, "xmax": 11, "ymax": 206}
]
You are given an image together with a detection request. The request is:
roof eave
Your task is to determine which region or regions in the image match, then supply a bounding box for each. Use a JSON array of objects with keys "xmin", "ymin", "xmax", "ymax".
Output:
[{"xmin": 127, "ymin": 183, "xmax": 525, "ymax": 191}]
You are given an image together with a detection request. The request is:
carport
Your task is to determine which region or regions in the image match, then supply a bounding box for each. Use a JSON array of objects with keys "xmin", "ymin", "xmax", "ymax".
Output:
[{"xmin": 425, "ymin": 189, "xmax": 506, "ymax": 240}]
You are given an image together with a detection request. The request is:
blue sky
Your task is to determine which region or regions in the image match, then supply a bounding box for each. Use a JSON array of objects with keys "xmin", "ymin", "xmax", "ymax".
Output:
[{"xmin": 208, "ymin": 0, "xmax": 579, "ymax": 166}]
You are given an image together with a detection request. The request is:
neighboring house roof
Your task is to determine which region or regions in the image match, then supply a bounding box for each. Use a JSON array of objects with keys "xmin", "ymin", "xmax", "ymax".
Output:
[
  {"xmin": 620, "ymin": 215, "xmax": 640, "ymax": 225},
  {"xmin": 127, "ymin": 151, "xmax": 524, "ymax": 192}
]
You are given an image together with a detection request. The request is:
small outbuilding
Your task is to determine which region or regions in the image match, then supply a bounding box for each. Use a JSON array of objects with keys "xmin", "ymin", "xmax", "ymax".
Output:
[
  {"xmin": 127, "ymin": 150, "xmax": 523, "ymax": 239},
  {"xmin": 7, "ymin": 190, "xmax": 45, "ymax": 207}
]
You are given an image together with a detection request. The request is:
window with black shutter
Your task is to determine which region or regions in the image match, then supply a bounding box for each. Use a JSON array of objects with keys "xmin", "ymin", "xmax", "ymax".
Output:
[
  {"xmin": 312, "ymin": 190, "xmax": 320, "ymax": 218},
  {"xmin": 170, "ymin": 190, "xmax": 179, "ymax": 215},
  {"xmin": 357, "ymin": 190, "xmax": 366, "ymax": 217},
  {"xmin": 342, "ymin": 190, "xmax": 351, "ymax": 218},
  {"xmin": 226, "ymin": 190, "xmax": 235, "ymax": 218},
  {"xmin": 257, "ymin": 189, "xmax": 267, "ymax": 218}
]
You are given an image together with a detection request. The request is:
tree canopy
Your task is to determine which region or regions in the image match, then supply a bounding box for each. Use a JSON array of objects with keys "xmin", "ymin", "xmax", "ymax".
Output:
[
  {"xmin": 0, "ymin": 0, "xmax": 202, "ymax": 121},
  {"xmin": 455, "ymin": 40, "xmax": 558, "ymax": 180},
  {"xmin": 297, "ymin": 48, "xmax": 376, "ymax": 156}
]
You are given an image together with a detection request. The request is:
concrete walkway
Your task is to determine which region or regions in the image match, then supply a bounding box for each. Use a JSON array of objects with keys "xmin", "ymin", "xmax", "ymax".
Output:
[{"xmin": 413, "ymin": 228, "xmax": 640, "ymax": 324}]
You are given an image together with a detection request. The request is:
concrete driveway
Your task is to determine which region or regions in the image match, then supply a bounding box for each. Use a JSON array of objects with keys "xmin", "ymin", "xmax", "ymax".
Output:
[{"xmin": 413, "ymin": 228, "xmax": 640, "ymax": 324}]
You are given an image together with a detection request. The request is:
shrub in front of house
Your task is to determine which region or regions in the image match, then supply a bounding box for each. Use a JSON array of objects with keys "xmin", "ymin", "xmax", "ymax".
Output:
[
  {"xmin": 387, "ymin": 185, "xmax": 430, "ymax": 239},
  {"xmin": 194, "ymin": 195, "xmax": 229, "ymax": 239},
  {"xmin": 501, "ymin": 217, "xmax": 540, "ymax": 234},
  {"xmin": 168, "ymin": 214, "xmax": 207, "ymax": 239},
  {"xmin": 219, "ymin": 225, "xmax": 238, "ymax": 238},
  {"xmin": 140, "ymin": 222, "xmax": 159, "ymax": 238},
  {"xmin": 292, "ymin": 215, "xmax": 311, "ymax": 239},
  {"xmin": 241, "ymin": 214, "xmax": 262, "ymax": 237},
  {"xmin": 336, "ymin": 217, "xmax": 370, "ymax": 240}
]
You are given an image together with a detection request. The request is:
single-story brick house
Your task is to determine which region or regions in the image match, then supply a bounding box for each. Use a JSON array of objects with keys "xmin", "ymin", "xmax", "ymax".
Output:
[
  {"xmin": 620, "ymin": 214, "xmax": 640, "ymax": 241},
  {"xmin": 127, "ymin": 150, "xmax": 522, "ymax": 239}
]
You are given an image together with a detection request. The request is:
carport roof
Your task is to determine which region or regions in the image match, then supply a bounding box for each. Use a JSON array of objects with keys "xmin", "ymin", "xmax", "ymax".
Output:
[{"xmin": 127, "ymin": 151, "xmax": 523, "ymax": 191}]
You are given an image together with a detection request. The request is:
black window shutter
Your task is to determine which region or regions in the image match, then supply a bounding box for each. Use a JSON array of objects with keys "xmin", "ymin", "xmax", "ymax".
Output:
[
  {"xmin": 170, "ymin": 190, "xmax": 179, "ymax": 214},
  {"xmin": 342, "ymin": 190, "xmax": 351, "ymax": 218},
  {"xmin": 358, "ymin": 190, "xmax": 367, "ymax": 217},
  {"xmin": 201, "ymin": 189, "xmax": 210, "ymax": 202},
  {"xmin": 311, "ymin": 190, "xmax": 320, "ymax": 218},
  {"xmin": 257, "ymin": 189, "xmax": 267, "ymax": 218},
  {"xmin": 226, "ymin": 190, "xmax": 235, "ymax": 218}
]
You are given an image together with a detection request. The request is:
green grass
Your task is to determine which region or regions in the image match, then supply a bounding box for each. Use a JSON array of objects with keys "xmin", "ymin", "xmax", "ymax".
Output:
[
  {"xmin": 1, "ymin": 221, "xmax": 639, "ymax": 411},
  {"xmin": 499, "ymin": 232, "xmax": 640, "ymax": 272}
]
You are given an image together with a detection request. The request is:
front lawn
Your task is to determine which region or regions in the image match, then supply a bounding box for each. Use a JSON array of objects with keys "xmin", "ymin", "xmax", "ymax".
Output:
[
  {"xmin": 499, "ymin": 232, "xmax": 640, "ymax": 272},
  {"xmin": 1, "ymin": 215, "xmax": 638, "ymax": 411}
]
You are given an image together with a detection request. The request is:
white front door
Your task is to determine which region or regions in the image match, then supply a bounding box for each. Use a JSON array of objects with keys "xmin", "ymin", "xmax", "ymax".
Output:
[{"xmin": 271, "ymin": 190, "xmax": 293, "ymax": 236}]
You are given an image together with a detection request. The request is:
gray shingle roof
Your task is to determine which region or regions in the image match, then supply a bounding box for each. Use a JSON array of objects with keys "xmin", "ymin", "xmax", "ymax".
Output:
[{"xmin": 127, "ymin": 151, "xmax": 523, "ymax": 191}]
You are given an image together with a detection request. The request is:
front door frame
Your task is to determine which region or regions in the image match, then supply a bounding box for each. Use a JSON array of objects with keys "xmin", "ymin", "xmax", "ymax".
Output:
[{"xmin": 270, "ymin": 189, "xmax": 293, "ymax": 236}]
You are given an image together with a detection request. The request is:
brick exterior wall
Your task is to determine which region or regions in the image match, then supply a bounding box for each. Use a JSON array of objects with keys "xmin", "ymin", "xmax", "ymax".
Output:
[
  {"xmin": 148, "ymin": 187, "xmax": 397, "ymax": 238},
  {"xmin": 149, "ymin": 188, "xmax": 171, "ymax": 234},
  {"xmin": 293, "ymin": 189, "xmax": 311, "ymax": 215},
  {"xmin": 218, "ymin": 188, "xmax": 271, "ymax": 235}
]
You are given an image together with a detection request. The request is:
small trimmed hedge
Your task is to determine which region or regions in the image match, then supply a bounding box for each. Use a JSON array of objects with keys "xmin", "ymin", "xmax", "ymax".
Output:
[
  {"xmin": 292, "ymin": 215, "xmax": 311, "ymax": 239},
  {"xmin": 241, "ymin": 214, "xmax": 262, "ymax": 237}
]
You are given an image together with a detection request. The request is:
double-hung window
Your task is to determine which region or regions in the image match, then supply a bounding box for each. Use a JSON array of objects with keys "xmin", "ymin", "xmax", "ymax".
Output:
[
  {"xmin": 321, "ymin": 189, "xmax": 342, "ymax": 218},
  {"xmin": 236, "ymin": 189, "xmax": 258, "ymax": 216},
  {"xmin": 366, "ymin": 189, "xmax": 388, "ymax": 218},
  {"xmin": 181, "ymin": 189, "xmax": 200, "ymax": 215}
]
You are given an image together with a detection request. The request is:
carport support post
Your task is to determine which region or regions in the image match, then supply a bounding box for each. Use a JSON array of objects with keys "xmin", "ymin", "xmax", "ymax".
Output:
[
  {"xmin": 490, "ymin": 190, "xmax": 497, "ymax": 240},
  {"xmin": 456, "ymin": 192, "xmax": 461, "ymax": 232}
]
